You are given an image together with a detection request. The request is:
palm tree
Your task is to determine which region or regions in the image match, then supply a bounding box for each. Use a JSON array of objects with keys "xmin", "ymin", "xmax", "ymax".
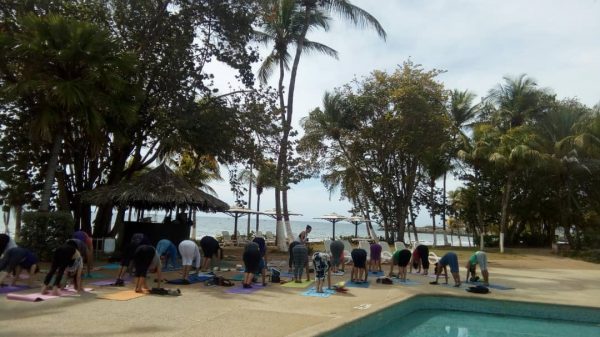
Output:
[
  {"xmin": 488, "ymin": 74, "xmax": 546, "ymax": 129},
  {"xmin": 256, "ymin": 0, "xmax": 339, "ymax": 249},
  {"xmin": 1, "ymin": 15, "xmax": 137, "ymax": 212}
]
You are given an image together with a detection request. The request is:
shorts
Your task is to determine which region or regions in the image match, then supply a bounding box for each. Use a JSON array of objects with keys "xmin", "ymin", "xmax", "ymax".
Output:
[
  {"xmin": 243, "ymin": 249, "xmax": 261, "ymax": 274},
  {"xmin": 475, "ymin": 251, "xmax": 488, "ymax": 271},
  {"xmin": 200, "ymin": 236, "xmax": 220, "ymax": 258},
  {"xmin": 440, "ymin": 252, "xmax": 459, "ymax": 273},
  {"xmin": 351, "ymin": 249, "xmax": 367, "ymax": 269},
  {"xmin": 370, "ymin": 244, "xmax": 382, "ymax": 261},
  {"xmin": 133, "ymin": 245, "xmax": 156, "ymax": 277},
  {"xmin": 395, "ymin": 249, "xmax": 412, "ymax": 267}
]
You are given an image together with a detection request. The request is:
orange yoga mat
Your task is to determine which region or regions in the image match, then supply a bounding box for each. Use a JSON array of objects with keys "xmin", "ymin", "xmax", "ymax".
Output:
[{"xmin": 97, "ymin": 290, "xmax": 146, "ymax": 301}]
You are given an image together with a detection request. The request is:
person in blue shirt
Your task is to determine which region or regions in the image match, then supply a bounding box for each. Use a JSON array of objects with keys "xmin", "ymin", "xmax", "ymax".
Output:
[
  {"xmin": 156, "ymin": 239, "xmax": 179, "ymax": 271},
  {"xmin": 430, "ymin": 252, "xmax": 461, "ymax": 287}
]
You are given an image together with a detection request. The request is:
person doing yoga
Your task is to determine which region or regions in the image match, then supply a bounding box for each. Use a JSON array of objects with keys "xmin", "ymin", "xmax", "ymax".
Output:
[{"xmin": 42, "ymin": 243, "xmax": 81, "ymax": 295}]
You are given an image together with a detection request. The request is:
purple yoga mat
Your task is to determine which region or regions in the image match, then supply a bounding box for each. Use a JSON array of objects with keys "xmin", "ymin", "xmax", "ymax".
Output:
[
  {"xmin": 0, "ymin": 285, "xmax": 29, "ymax": 294},
  {"xmin": 226, "ymin": 284, "xmax": 266, "ymax": 294}
]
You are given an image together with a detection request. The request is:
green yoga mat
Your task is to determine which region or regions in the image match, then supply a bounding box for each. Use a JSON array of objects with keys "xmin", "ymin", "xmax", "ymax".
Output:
[{"xmin": 281, "ymin": 280, "xmax": 313, "ymax": 288}]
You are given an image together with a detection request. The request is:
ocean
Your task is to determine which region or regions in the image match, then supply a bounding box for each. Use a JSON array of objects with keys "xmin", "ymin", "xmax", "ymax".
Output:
[{"xmin": 3, "ymin": 212, "xmax": 474, "ymax": 247}]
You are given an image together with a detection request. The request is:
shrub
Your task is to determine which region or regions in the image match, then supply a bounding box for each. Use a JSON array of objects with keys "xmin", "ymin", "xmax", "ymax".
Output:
[
  {"xmin": 473, "ymin": 234, "xmax": 499, "ymax": 248},
  {"xmin": 20, "ymin": 211, "xmax": 74, "ymax": 261}
]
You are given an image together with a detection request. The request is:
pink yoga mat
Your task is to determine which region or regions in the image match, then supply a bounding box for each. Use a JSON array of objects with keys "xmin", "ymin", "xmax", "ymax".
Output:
[{"xmin": 6, "ymin": 290, "xmax": 79, "ymax": 302}]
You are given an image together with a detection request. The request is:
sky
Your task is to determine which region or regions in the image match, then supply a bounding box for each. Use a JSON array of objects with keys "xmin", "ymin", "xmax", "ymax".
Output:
[{"xmin": 203, "ymin": 0, "xmax": 600, "ymax": 225}]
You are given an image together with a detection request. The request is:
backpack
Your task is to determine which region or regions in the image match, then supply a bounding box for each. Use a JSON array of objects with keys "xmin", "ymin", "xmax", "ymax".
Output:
[
  {"xmin": 467, "ymin": 285, "xmax": 490, "ymax": 294},
  {"xmin": 271, "ymin": 268, "xmax": 281, "ymax": 283}
]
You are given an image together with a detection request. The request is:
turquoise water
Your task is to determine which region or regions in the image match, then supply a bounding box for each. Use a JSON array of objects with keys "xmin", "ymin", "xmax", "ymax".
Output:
[
  {"xmin": 322, "ymin": 296, "xmax": 600, "ymax": 337},
  {"xmin": 386, "ymin": 309, "xmax": 600, "ymax": 337}
]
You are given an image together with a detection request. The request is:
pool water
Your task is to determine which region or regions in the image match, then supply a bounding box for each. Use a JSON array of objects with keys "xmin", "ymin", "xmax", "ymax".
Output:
[
  {"xmin": 321, "ymin": 295, "xmax": 600, "ymax": 337},
  {"xmin": 391, "ymin": 309, "xmax": 600, "ymax": 337}
]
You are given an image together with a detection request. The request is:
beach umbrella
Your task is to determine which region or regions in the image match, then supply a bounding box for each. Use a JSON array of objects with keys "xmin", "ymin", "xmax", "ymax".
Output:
[
  {"xmin": 260, "ymin": 209, "xmax": 303, "ymax": 233},
  {"xmin": 345, "ymin": 215, "xmax": 374, "ymax": 238},
  {"xmin": 314, "ymin": 212, "xmax": 347, "ymax": 240},
  {"xmin": 222, "ymin": 206, "xmax": 261, "ymax": 239}
]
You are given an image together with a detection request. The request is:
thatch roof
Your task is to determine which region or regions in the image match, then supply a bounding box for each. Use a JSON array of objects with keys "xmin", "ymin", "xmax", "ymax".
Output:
[{"xmin": 81, "ymin": 163, "xmax": 229, "ymax": 212}]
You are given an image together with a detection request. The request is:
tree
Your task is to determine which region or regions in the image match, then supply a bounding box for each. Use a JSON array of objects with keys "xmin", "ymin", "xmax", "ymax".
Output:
[{"xmin": 0, "ymin": 14, "xmax": 138, "ymax": 213}]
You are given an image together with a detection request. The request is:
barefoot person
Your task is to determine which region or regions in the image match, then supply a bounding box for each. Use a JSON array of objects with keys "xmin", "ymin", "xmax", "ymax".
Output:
[
  {"xmin": 114, "ymin": 233, "xmax": 149, "ymax": 286},
  {"xmin": 350, "ymin": 248, "xmax": 368, "ymax": 283},
  {"xmin": 156, "ymin": 239, "xmax": 179, "ymax": 271},
  {"xmin": 67, "ymin": 238, "xmax": 92, "ymax": 277},
  {"xmin": 312, "ymin": 252, "xmax": 331, "ymax": 293},
  {"xmin": 242, "ymin": 242, "xmax": 266, "ymax": 288},
  {"xmin": 292, "ymin": 242, "xmax": 310, "ymax": 283},
  {"xmin": 42, "ymin": 243, "xmax": 81, "ymax": 295},
  {"xmin": 132, "ymin": 244, "xmax": 162, "ymax": 293},
  {"xmin": 430, "ymin": 252, "xmax": 461, "ymax": 287},
  {"xmin": 465, "ymin": 251, "xmax": 489, "ymax": 285},
  {"xmin": 389, "ymin": 248, "xmax": 412, "ymax": 281},
  {"xmin": 410, "ymin": 244, "xmax": 430, "ymax": 275},
  {"xmin": 72, "ymin": 230, "xmax": 94, "ymax": 276},
  {"xmin": 178, "ymin": 240, "xmax": 201, "ymax": 282},
  {"xmin": 329, "ymin": 240, "xmax": 345, "ymax": 274},
  {"xmin": 0, "ymin": 247, "xmax": 39, "ymax": 287},
  {"xmin": 369, "ymin": 242, "xmax": 382, "ymax": 272},
  {"xmin": 199, "ymin": 236, "xmax": 222, "ymax": 272}
]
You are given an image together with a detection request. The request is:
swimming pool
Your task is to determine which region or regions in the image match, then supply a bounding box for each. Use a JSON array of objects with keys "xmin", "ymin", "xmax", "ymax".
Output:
[{"xmin": 320, "ymin": 295, "xmax": 600, "ymax": 337}]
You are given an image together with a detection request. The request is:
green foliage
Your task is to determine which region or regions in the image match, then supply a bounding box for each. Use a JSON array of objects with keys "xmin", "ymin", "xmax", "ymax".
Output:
[{"xmin": 20, "ymin": 211, "xmax": 74, "ymax": 261}]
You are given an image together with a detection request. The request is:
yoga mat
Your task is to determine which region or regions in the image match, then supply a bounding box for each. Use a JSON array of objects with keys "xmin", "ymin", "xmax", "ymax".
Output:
[
  {"xmin": 346, "ymin": 280, "xmax": 371, "ymax": 288},
  {"xmin": 392, "ymin": 279, "xmax": 420, "ymax": 286},
  {"xmin": 301, "ymin": 287, "xmax": 336, "ymax": 298},
  {"xmin": 369, "ymin": 271, "xmax": 385, "ymax": 276},
  {"xmin": 469, "ymin": 281, "xmax": 514, "ymax": 290},
  {"xmin": 99, "ymin": 263, "xmax": 121, "ymax": 270},
  {"xmin": 98, "ymin": 290, "xmax": 146, "ymax": 301},
  {"xmin": 83, "ymin": 273, "xmax": 109, "ymax": 279},
  {"xmin": 279, "ymin": 271, "xmax": 294, "ymax": 278},
  {"xmin": 430, "ymin": 282, "xmax": 464, "ymax": 289},
  {"xmin": 0, "ymin": 285, "xmax": 29, "ymax": 294},
  {"xmin": 6, "ymin": 289, "xmax": 79, "ymax": 302},
  {"xmin": 226, "ymin": 284, "xmax": 265, "ymax": 294},
  {"xmin": 281, "ymin": 280, "xmax": 313, "ymax": 288},
  {"xmin": 166, "ymin": 274, "xmax": 212, "ymax": 285}
]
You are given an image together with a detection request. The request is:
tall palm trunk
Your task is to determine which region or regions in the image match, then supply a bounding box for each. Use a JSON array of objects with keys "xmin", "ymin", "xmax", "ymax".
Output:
[
  {"xmin": 499, "ymin": 172, "xmax": 514, "ymax": 253},
  {"xmin": 430, "ymin": 179, "xmax": 437, "ymax": 247},
  {"xmin": 255, "ymin": 191, "xmax": 262, "ymax": 232},
  {"xmin": 442, "ymin": 172, "xmax": 448, "ymax": 246},
  {"xmin": 40, "ymin": 135, "xmax": 63, "ymax": 212},
  {"xmin": 246, "ymin": 161, "xmax": 253, "ymax": 237},
  {"xmin": 474, "ymin": 169, "xmax": 485, "ymax": 250},
  {"xmin": 282, "ymin": 164, "xmax": 294, "ymax": 242}
]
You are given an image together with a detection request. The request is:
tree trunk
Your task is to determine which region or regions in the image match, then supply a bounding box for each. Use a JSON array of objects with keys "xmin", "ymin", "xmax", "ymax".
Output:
[
  {"xmin": 3, "ymin": 206, "xmax": 10, "ymax": 234},
  {"xmin": 246, "ymin": 162, "xmax": 253, "ymax": 237},
  {"xmin": 430, "ymin": 179, "xmax": 437, "ymax": 247},
  {"xmin": 442, "ymin": 172, "xmax": 448, "ymax": 246},
  {"xmin": 474, "ymin": 170, "xmax": 485, "ymax": 249},
  {"xmin": 14, "ymin": 205, "xmax": 22, "ymax": 241},
  {"xmin": 255, "ymin": 192, "xmax": 262, "ymax": 232},
  {"xmin": 499, "ymin": 172, "xmax": 514, "ymax": 253},
  {"xmin": 275, "ymin": 186, "xmax": 287, "ymax": 251},
  {"xmin": 39, "ymin": 134, "xmax": 63, "ymax": 212}
]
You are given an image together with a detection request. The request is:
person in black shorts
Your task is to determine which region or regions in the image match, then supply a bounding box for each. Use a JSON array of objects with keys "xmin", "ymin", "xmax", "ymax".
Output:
[
  {"xmin": 413, "ymin": 244, "xmax": 430, "ymax": 275},
  {"xmin": 199, "ymin": 236, "xmax": 222, "ymax": 272},
  {"xmin": 242, "ymin": 242, "xmax": 265, "ymax": 288},
  {"xmin": 132, "ymin": 245, "xmax": 162, "ymax": 293},
  {"xmin": 389, "ymin": 249, "xmax": 412, "ymax": 281},
  {"xmin": 351, "ymin": 248, "xmax": 368, "ymax": 283},
  {"xmin": 42, "ymin": 243, "xmax": 81, "ymax": 295}
]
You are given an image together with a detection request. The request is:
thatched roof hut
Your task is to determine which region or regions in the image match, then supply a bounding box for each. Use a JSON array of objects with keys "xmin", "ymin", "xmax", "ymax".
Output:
[{"xmin": 81, "ymin": 163, "xmax": 229, "ymax": 212}]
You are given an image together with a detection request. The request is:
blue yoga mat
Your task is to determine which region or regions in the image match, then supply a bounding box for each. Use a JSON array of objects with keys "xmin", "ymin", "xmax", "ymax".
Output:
[
  {"xmin": 392, "ymin": 278, "xmax": 420, "ymax": 286},
  {"xmin": 469, "ymin": 281, "xmax": 514, "ymax": 290},
  {"xmin": 166, "ymin": 274, "xmax": 213, "ymax": 285},
  {"xmin": 99, "ymin": 264, "xmax": 121, "ymax": 270},
  {"xmin": 369, "ymin": 271, "xmax": 385, "ymax": 276},
  {"xmin": 345, "ymin": 280, "xmax": 370, "ymax": 288},
  {"xmin": 302, "ymin": 287, "xmax": 336, "ymax": 298}
]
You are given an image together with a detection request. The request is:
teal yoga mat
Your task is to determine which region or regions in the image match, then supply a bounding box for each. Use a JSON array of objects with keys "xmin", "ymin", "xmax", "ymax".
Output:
[
  {"xmin": 301, "ymin": 287, "xmax": 336, "ymax": 298},
  {"xmin": 345, "ymin": 280, "xmax": 370, "ymax": 288}
]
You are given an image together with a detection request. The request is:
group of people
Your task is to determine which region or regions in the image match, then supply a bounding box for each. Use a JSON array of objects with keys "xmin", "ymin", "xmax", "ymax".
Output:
[
  {"xmin": 282, "ymin": 227, "xmax": 490, "ymax": 292},
  {"xmin": 2, "ymin": 227, "xmax": 490, "ymax": 296}
]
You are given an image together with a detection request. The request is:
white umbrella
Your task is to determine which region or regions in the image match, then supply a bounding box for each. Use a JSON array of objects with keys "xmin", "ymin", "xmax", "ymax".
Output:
[
  {"xmin": 314, "ymin": 212, "xmax": 347, "ymax": 239},
  {"xmin": 222, "ymin": 205, "xmax": 262, "ymax": 238},
  {"xmin": 345, "ymin": 215, "xmax": 375, "ymax": 238}
]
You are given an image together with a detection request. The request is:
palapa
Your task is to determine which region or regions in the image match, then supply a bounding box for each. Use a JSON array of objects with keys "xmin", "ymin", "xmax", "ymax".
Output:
[{"xmin": 81, "ymin": 163, "xmax": 228, "ymax": 212}]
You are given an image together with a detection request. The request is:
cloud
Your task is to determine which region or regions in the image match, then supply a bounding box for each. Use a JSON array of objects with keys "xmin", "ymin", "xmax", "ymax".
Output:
[{"xmin": 205, "ymin": 0, "xmax": 600, "ymax": 224}]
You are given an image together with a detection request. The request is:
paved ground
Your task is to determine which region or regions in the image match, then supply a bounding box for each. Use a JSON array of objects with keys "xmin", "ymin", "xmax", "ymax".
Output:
[{"xmin": 1, "ymin": 247, "xmax": 599, "ymax": 336}]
